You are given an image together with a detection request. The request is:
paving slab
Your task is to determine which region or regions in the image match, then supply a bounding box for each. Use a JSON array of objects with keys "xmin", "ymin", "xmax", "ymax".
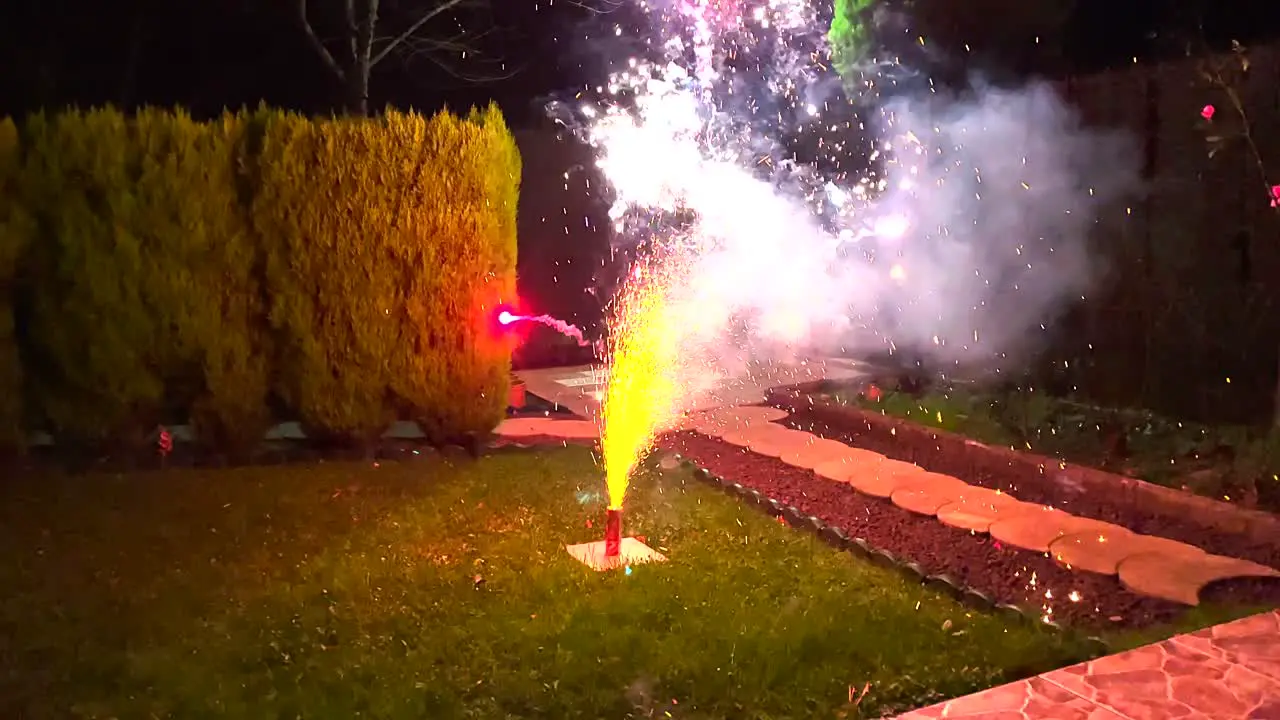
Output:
[
  {"xmin": 564, "ymin": 537, "xmax": 667, "ymax": 571},
  {"xmin": 892, "ymin": 675, "xmax": 1127, "ymax": 719},
  {"xmin": 937, "ymin": 493, "xmax": 1040, "ymax": 533},
  {"xmin": 493, "ymin": 417, "xmax": 599, "ymax": 439},
  {"xmin": 779, "ymin": 438, "xmax": 861, "ymax": 470},
  {"xmin": 891, "ymin": 610, "xmax": 1280, "ymax": 719},
  {"xmin": 513, "ymin": 358, "xmax": 863, "ymax": 420},
  {"xmin": 890, "ymin": 474, "xmax": 973, "ymax": 516},
  {"xmin": 1117, "ymin": 552, "xmax": 1280, "ymax": 606},
  {"xmin": 989, "ymin": 510, "xmax": 1115, "ymax": 554},
  {"xmin": 1049, "ymin": 528, "xmax": 1206, "ymax": 576},
  {"xmin": 687, "ymin": 405, "xmax": 790, "ymax": 436}
]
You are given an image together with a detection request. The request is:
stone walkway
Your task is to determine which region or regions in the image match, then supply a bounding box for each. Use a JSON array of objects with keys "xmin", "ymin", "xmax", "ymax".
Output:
[
  {"xmin": 512, "ymin": 358, "xmax": 863, "ymax": 419},
  {"xmin": 496, "ymin": 404, "xmax": 1280, "ymax": 606},
  {"xmin": 496, "ymin": 395, "xmax": 1280, "ymax": 718},
  {"xmin": 892, "ymin": 609, "xmax": 1280, "ymax": 719}
]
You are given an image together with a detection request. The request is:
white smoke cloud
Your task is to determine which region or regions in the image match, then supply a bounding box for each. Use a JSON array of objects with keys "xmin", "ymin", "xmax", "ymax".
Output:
[{"xmin": 564, "ymin": 0, "xmax": 1139, "ymax": 394}]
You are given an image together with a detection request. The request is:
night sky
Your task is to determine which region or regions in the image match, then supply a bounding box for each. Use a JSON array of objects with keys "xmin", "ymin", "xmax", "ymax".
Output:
[
  {"xmin": 1, "ymin": 0, "xmax": 1276, "ymax": 359},
  {"xmin": 1, "ymin": 0, "xmax": 1277, "ymax": 122}
]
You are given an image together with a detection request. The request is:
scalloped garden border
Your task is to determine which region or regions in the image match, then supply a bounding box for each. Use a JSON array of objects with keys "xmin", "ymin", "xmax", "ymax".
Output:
[
  {"xmin": 667, "ymin": 451, "xmax": 1113, "ymax": 652},
  {"xmin": 766, "ymin": 382, "xmax": 1280, "ymax": 546}
]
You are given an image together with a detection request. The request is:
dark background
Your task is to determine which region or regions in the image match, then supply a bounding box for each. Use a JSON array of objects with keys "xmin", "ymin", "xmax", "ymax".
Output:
[{"xmin": 3, "ymin": 1, "xmax": 1276, "ymax": 119}]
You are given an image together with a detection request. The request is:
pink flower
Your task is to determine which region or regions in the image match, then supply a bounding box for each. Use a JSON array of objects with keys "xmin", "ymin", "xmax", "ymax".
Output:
[
  {"xmin": 1201, "ymin": 104, "xmax": 1215, "ymax": 120},
  {"xmin": 1270, "ymin": 185, "xmax": 1280, "ymax": 208}
]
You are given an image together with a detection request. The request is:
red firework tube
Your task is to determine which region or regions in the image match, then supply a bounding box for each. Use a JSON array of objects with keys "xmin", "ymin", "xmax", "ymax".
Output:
[{"xmin": 604, "ymin": 509, "xmax": 622, "ymax": 558}]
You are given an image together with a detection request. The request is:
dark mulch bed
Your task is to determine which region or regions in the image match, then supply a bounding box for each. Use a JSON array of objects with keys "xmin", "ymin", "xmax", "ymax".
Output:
[
  {"xmin": 660, "ymin": 431, "xmax": 1280, "ymax": 630},
  {"xmin": 772, "ymin": 396, "xmax": 1280, "ymax": 571}
]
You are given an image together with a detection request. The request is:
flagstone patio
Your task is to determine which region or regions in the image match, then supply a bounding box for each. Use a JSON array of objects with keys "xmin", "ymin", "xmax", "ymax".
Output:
[{"xmin": 891, "ymin": 609, "xmax": 1280, "ymax": 719}]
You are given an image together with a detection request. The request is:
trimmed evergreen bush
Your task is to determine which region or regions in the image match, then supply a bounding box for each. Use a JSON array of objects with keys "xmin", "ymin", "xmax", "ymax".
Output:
[
  {"xmin": 0, "ymin": 118, "xmax": 25, "ymax": 453},
  {"xmin": 252, "ymin": 105, "xmax": 519, "ymax": 446},
  {"xmin": 0, "ymin": 103, "xmax": 519, "ymax": 453},
  {"xmin": 18, "ymin": 109, "xmax": 165, "ymax": 449},
  {"xmin": 131, "ymin": 109, "xmax": 272, "ymax": 457},
  {"xmin": 387, "ymin": 106, "xmax": 520, "ymax": 441}
]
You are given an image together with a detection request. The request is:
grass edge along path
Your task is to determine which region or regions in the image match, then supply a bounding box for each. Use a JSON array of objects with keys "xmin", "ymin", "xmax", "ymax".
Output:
[{"xmin": 2, "ymin": 447, "xmax": 1115, "ymax": 719}]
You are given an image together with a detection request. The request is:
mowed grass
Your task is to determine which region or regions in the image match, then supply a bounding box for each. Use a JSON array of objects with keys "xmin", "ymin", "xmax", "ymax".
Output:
[{"xmin": 0, "ymin": 447, "xmax": 1104, "ymax": 719}]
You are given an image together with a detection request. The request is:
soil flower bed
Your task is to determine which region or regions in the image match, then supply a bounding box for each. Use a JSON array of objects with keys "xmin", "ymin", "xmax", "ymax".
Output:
[{"xmin": 821, "ymin": 380, "xmax": 1280, "ymax": 514}]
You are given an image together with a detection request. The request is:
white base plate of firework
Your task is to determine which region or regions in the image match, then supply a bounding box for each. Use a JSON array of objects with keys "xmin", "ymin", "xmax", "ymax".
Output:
[{"xmin": 565, "ymin": 537, "xmax": 667, "ymax": 571}]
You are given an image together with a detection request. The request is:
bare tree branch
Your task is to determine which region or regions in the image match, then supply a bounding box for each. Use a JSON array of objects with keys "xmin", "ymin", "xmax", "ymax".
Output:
[
  {"xmin": 344, "ymin": 0, "xmax": 359, "ymax": 66},
  {"xmin": 388, "ymin": 22, "xmax": 523, "ymax": 84},
  {"xmin": 369, "ymin": 0, "xmax": 469, "ymax": 67},
  {"xmin": 556, "ymin": 0, "xmax": 625, "ymax": 14},
  {"xmin": 359, "ymin": 0, "xmax": 380, "ymax": 69},
  {"xmin": 297, "ymin": 0, "xmax": 346, "ymax": 81}
]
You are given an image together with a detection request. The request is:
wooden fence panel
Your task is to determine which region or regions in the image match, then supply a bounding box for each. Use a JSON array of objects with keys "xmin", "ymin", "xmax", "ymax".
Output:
[{"xmin": 1040, "ymin": 46, "xmax": 1280, "ymax": 421}]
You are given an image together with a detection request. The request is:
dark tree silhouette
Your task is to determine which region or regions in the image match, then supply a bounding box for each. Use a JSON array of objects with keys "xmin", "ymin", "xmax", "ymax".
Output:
[{"xmin": 293, "ymin": 0, "xmax": 512, "ymax": 115}]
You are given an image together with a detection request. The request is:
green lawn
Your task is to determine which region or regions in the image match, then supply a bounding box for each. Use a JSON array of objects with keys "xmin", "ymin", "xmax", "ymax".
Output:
[{"xmin": 1, "ymin": 447, "xmax": 1120, "ymax": 719}]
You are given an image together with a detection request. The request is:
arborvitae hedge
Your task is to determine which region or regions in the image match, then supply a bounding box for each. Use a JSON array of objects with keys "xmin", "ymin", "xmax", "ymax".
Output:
[
  {"xmin": 0, "ymin": 104, "xmax": 520, "ymax": 453},
  {"xmin": 0, "ymin": 118, "xmax": 25, "ymax": 453}
]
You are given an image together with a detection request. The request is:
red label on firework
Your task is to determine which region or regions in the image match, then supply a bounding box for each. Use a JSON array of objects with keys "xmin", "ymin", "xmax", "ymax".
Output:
[{"xmin": 604, "ymin": 509, "xmax": 622, "ymax": 558}]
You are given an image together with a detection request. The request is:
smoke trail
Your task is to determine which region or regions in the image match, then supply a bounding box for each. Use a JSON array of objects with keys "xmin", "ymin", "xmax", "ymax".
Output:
[{"xmin": 517, "ymin": 314, "xmax": 593, "ymax": 346}]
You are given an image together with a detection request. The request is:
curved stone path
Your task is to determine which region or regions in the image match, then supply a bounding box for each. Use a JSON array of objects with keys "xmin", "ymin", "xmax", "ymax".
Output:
[
  {"xmin": 494, "ymin": 407, "xmax": 1280, "ymax": 606},
  {"xmin": 496, "ymin": 406, "xmax": 1280, "ymax": 719}
]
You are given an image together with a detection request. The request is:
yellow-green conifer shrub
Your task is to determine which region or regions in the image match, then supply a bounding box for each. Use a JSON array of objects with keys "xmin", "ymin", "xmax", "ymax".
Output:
[
  {"xmin": 9, "ymin": 103, "xmax": 518, "ymax": 451},
  {"xmin": 19, "ymin": 109, "xmax": 166, "ymax": 448},
  {"xmin": 252, "ymin": 109, "xmax": 411, "ymax": 445},
  {"xmin": 130, "ymin": 108, "xmax": 272, "ymax": 457},
  {"xmin": 389, "ymin": 105, "xmax": 520, "ymax": 440},
  {"xmin": 253, "ymin": 105, "xmax": 519, "ymax": 445},
  {"xmin": 0, "ymin": 118, "xmax": 26, "ymax": 452}
]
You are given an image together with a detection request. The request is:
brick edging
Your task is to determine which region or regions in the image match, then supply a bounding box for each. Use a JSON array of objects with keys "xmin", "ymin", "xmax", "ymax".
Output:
[{"xmin": 765, "ymin": 384, "xmax": 1280, "ymax": 545}]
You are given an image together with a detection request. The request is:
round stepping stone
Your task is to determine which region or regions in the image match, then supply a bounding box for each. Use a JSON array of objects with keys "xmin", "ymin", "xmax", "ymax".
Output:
[
  {"xmin": 1049, "ymin": 528, "xmax": 1204, "ymax": 576},
  {"xmin": 495, "ymin": 418, "xmax": 598, "ymax": 438},
  {"xmin": 812, "ymin": 449, "xmax": 890, "ymax": 482},
  {"xmin": 890, "ymin": 473, "xmax": 972, "ymax": 516},
  {"xmin": 988, "ymin": 509, "xmax": 1109, "ymax": 554},
  {"xmin": 721, "ymin": 424, "xmax": 795, "ymax": 448},
  {"xmin": 689, "ymin": 405, "xmax": 789, "ymax": 437},
  {"xmin": 844, "ymin": 459, "xmax": 929, "ymax": 498},
  {"xmin": 936, "ymin": 491, "xmax": 1039, "ymax": 532},
  {"xmin": 779, "ymin": 438, "xmax": 858, "ymax": 470},
  {"xmin": 748, "ymin": 429, "xmax": 817, "ymax": 458},
  {"xmin": 1118, "ymin": 552, "xmax": 1280, "ymax": 605}
]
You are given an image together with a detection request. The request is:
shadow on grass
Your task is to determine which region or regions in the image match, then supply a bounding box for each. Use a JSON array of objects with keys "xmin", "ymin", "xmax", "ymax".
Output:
[{"xmin": 2, "ymin": 448, "xmax": 1117, "ymax": 719}]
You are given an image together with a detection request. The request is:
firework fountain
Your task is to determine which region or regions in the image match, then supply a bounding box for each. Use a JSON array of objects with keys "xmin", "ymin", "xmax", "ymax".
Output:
[{"xmin": 556, "ymin": 0, "xmax": 1137, "ymax": 555}]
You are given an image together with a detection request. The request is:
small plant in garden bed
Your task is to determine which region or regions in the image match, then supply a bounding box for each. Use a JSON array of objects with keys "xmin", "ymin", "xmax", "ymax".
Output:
[
  {"xmin": 3, "ymin": 447, "xmax": 1127, "ymax": 719},
  {"xmin": 829, "ymin": 379, "xmax": 1280, "ymax": 512}
]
